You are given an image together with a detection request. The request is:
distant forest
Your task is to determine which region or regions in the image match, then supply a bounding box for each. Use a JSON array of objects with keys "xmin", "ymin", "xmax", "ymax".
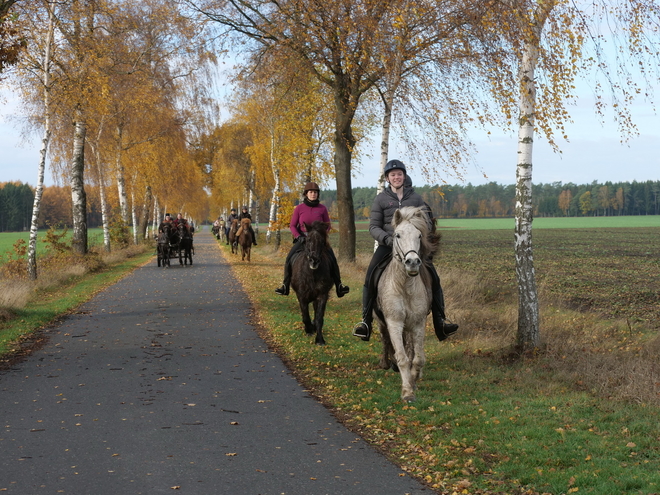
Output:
[
  {"xmin": 0, "ymin": 182, "xmax": 106, "ymax": 232},
  {"xmin": 321, "ymin": 180, "xmax": 660, "ymax": 220},
  {"xmin": 1, "ymin": 179, "xmax": 658, "ymax": 233}
]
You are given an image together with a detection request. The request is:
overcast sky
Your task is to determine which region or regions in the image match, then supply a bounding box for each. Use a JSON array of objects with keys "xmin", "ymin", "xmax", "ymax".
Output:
[{"xmin": 2, "ymin": 81, "xmax": 658, "ymax": 190}]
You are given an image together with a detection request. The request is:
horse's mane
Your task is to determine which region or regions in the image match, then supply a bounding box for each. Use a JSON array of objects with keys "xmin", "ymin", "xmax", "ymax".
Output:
[
  {"xmin": 305, "ymin": 221, "xmax": 330, "ymax": 246},
  {"xmin": 392, "ymin": 206, "xmax": 438, "ymax": 259}
]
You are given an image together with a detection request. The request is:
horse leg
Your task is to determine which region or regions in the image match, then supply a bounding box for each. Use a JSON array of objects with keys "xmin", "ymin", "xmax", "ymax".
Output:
[
  {"xmin": 378, "ymin": 321, "xmax": 397, "ymax": 371},
  {"xmin": 246, "ymin": 246, "xmax": 251, "ymax": 262},
  {"xmin": 297, "ymin": 296, "xmax": 314, "ymax": 335},
  {"xmin": 388, "ymin": 321, "xmax": 416, "ymax": 402},
  {"xmin": 312, "ymin": 297, "xmax": 327, "ymax": 346},
  {"xmin": 409, "ymin": 323, "xmax": 427, "ymax": 387}
]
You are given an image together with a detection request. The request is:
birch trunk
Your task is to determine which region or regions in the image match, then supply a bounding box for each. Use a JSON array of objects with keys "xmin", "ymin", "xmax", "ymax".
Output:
[
  {"xmin": 131, "ymin": 190, "xmax": 139, "ymax": 244},
  {"xmin": 267, "ymin": 167, "xmax": 281, "ymax": 249},
  {"xmin": 70, "ymin": 117, "xmax": 88, "ymax": 255},
  {"xmin": 514, "ymin": 3, "xmax": 554, "ymax": 351},
  {"xmin": 27, "ymin": 4, "xmax": 55, "ymax": 280},
  {"xmin": 152, "ymin": 196, "xmax": 160, "ymax": 238},
  {"xmin": 90, "ymin": 135, "xmax": 111, "ymax": 252},
  {"xmin": 115, "ymin": 127, "xmax": 129, "ymax": 224},
  {"xmin": 138, "ymin": 186, "xmax": 153, "ymax": 241},
  {"xmin": 96, "ymin": 157, "xmax": 111, "ymax": 252}
]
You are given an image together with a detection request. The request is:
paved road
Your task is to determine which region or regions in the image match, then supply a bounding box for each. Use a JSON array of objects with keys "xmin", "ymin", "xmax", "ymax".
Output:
[{"xmin": 0, "ymin": 230, "xmax": 433, "ymax": 495}]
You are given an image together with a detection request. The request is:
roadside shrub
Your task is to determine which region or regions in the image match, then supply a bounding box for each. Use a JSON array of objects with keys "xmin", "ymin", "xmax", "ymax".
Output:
[{"xmin": 109, "ymin": 212, "xmax": 130, "ymax": 249}]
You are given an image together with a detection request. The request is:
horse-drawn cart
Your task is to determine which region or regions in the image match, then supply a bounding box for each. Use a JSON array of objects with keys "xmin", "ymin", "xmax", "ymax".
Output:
[{"xmin": 157, "ymin": 222, "xmax": 194, "ymax": 267}]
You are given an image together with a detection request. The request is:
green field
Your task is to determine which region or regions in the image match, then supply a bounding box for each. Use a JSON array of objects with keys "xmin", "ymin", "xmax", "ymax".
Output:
[
  {"xmin": 355, "ymin": 215, "xmax": 660, "ymax": 231},
  {"xmin": 0, "ymin": 228, "xmax": 107, "ymax": 264}
]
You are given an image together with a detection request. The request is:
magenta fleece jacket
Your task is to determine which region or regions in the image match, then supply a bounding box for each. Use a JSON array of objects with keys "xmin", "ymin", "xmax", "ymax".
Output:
[{"xmin": 289, "ymin": 203, "xmax": 331, "ymax": 238}]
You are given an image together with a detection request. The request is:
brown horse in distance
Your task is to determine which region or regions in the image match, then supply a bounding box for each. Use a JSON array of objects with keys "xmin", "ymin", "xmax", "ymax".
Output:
[
  {"xmin": 228, "ymin": 218, "xmax": 239, "ymax": 255},
  {"xmin": 238, "ymin": 218, "xmax": 253, "ymax": 262}
]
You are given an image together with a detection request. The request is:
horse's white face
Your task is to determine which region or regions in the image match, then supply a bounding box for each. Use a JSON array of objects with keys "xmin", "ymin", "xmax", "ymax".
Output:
[{"xmin": 392, "ymin": 222, "xmax": 422, "ymax": 276}]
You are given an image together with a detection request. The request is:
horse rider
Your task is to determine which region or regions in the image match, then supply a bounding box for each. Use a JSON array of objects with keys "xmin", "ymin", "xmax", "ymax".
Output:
[
  {"xmin": 173, "ymin": 213, "xmax": 184, "ymax": 228},
  {"xmin": 274, "ymin": 181, "xmax": 350, "ymax": 299},
  {"xmin": 226, "ymin": 208, "xmax": 239, "ymax": 245},
  {"xmin": 351, "ymin": 159, "xmax": 458, "ymax": 342},
  {"xmin": 158, "ymin": 213, "xmax": 172, "ymax": 233},
  {"xmin": 237, "ymin": 205, "xmax": 257, "ymax": 245}
]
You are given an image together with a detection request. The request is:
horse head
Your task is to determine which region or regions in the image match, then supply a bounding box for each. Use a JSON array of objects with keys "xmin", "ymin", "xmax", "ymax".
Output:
[
  {"xmin": 303, "ymin": 221, "xmax": 329, "ymax": 270},
  {"xmin": 391, "ymin": 207, "xmax": 435, "ymax": 277}
]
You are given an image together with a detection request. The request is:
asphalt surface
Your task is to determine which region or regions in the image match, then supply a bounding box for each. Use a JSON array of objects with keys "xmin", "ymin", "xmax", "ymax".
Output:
[{"xmin": 0, "ymin": 229, "xmax": 433, "ymax": 495}]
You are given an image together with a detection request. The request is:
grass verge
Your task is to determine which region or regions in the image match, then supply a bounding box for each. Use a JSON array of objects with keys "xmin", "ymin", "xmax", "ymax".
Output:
[{"xmin": 218, "ymin": 234, "xmax": 660, "ymax": 495}]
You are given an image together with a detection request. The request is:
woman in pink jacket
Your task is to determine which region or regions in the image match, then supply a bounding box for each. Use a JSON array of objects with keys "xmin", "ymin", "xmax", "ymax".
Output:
[{"xmin": 274, "ymin": 182, "xmax": 349, "ymax": 298}]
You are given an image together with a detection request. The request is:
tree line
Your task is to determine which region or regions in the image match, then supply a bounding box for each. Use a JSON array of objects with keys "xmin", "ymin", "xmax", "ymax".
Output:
[
  {"xmin": 0, "ymin": 181, "xmax": 110, "ymax": 232},
  {"xmin": 4, "ymin": 177, "xmax": 655, "ymax": 235},
  {"xmin": 319, "ymin": 179, "xmax": 660, "ymax": 220}
]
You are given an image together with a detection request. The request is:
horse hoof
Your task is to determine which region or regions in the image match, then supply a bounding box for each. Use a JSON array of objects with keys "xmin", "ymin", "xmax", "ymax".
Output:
[
  {"xmin": 403, "ymin": 395, "xmax": 416, "ymax": 403},
  {"xmin": 315, "ymin": 340, "xmax": 326, "ymax": 346}
]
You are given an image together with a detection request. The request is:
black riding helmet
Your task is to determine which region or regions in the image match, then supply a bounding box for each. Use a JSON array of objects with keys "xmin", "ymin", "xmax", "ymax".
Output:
[{"xmin": 383, "ymin": 159, "xmax": 406, "ymax": 177}]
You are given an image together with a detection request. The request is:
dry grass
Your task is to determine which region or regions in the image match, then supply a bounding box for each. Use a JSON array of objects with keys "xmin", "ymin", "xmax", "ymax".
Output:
[
  {"xmin": 0, "ymin": 243, "xmax": 151, "ymax": 314},
  {"xmin": 440, "ymin": 264, "xmax": 660, "ymax": 406}
]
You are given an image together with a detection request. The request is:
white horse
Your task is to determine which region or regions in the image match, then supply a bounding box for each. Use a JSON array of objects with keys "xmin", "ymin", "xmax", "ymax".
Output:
[{"xmin": 375, "ymin": 206, "xmax": 438, "ymax": 402}]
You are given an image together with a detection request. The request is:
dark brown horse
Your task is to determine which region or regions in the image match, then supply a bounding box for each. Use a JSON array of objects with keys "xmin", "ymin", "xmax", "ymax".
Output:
[
  {"xmin": 156, "ymin": 226, "xmax": 171, "ymax": 267},
  {"xmin": 290, "ymin": 221, "xmax": 334, "ymax": 345},
  {"xmin": 178, "ymin": 223, "xmax": 194, "ymax": 265},
  {"xmin": 238, "ymin": 218, "xmax": 252, "ymax": 262},
  {"xmin": 228, "ymin": 219, "xmax": 239, "ymax": 255}
]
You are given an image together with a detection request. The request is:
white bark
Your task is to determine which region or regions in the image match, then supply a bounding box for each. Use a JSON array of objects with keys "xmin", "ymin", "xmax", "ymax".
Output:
[
  {"xmin": 115, "ymin": 126, "xmax": 129, "ymax": 224},
  {"xmin": 131, "ymin": 190, "xmax": 139, "ymax": 245},
  {"xmin": 267, "ymin": 167, "xmax": 280, "ymax": 248},
  {"xmin": 514, "ymin": 2, "xmax": 555, "ymax": 351},
  {"xmin": 70, "ymin": 117, "xmax": 88, "ymax": 255},
  {"xmin": 27, "ymin": 2, "xmax": 55, "ymax": 280},
  {"xmin": 93, "ymin": 147, "xmax": 111, "ymax": 252},
  {"xmin": 89, "ymin": 120, "xmax": 111, "ymax": 252}
]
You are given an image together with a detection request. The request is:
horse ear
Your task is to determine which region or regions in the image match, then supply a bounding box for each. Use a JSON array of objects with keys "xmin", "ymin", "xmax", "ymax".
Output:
[{"xmin": 392, "ymin": 209, "xmax": 402, "ymax": 227}]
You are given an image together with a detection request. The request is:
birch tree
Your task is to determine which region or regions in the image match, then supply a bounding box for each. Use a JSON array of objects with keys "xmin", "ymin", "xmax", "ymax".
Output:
[
  {"xmin": 26, "ymin": 0, "xmax": 55, "ymax": 279},
  {"xmin": 480, "ymin": 0, "xmax": 660, "ymax": 351}
]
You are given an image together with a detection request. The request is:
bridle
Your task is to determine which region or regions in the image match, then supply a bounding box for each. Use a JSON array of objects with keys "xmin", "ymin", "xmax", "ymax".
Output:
[{"xmin": 392, "ymin": 231, "xmax": 421, "ymax": 263}]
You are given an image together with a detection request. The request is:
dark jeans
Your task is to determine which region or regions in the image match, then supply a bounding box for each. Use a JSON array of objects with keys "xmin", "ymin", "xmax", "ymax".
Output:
[{"xmin": 360, "ymin": 244, "xmax": 447, "ymax": 324}]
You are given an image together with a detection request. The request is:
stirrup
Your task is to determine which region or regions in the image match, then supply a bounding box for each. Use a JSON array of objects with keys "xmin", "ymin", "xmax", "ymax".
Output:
[
  {"xmin": 352, "ymin": 321, "xmax": 371, "ymax": 341},
  {"xmin": 336, "ymin": 284, "xmax": 350, "ymax": 298},
  {"xmin": 274, "ymin": 284, "xmax": 289, "ymax": 296}
]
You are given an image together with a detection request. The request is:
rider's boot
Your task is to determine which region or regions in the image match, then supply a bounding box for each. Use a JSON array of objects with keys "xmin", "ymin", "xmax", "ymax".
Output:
[
  {"xmin": 431, "ymin": 295, "xmax": 458, "ymax": 342},
  {"xmin": 274, "ymin": 283, "xmax": 289, "ymax": 296},
  {"xmin": 352, "ymin": 288, "xmax": 372, "ymax": 341},
  {"xmin": 336, "ymin": 283, "xmax": 350, "ymax": 298},
  {"xmin": 274, "ymin": 259, "xmax": 291, "ymax": 296}
]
